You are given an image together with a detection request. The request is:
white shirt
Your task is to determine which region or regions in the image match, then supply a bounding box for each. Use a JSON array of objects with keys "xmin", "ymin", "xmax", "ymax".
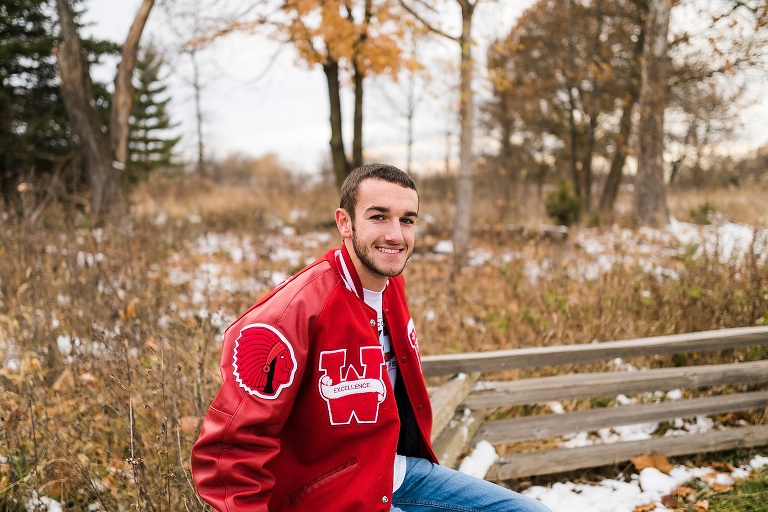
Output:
[{"xmin": 363, "ymin": 287, "xmax": 407, "ymax": 492}]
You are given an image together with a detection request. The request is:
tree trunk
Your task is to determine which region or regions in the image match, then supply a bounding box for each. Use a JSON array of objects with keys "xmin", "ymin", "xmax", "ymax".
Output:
[
  {"xmin": 55, "ymin": 0, "xmax": 154, "ymax": 222},
  {"xmin": 324, "ymin": 60, "xmax": 349, "ymax": 188},
  {"xmin": 452, "ymin": 0, "xmax": 476, "ymax": 270},
  {"xmin": 54, "ymin": 0, "xmax": 115, "ymax": 220},
  {"xmin": 567, "ymin": 92, "xmax": 582, "ymax": 200},
  {"xmin": 191, "ymin": 48, "xmax": 207, "ymax": 178},
  {"xmin": 599, "ymin": 17, "xmax": 645, "ymax": 215},
  {"xmin": 499, "ymin": 94, "xmax": 516, "ymax": 216},
  {"xmin": 599, "ymin": 96, "xmax": 633, "ymax": 214},
  {"xmin": 111, "ymin": 0, "xmax": 154, "ymax": 168},
  {"xmin": 352, "ymin": 64, "xmax": 364, "ymax": 169},
  {"xmin": 581, "ymin": 113, "xmax": 597, "ymax": 212},
  {"xmin": 350, "ymin": 0, "xmax": 372, "ymax": 171},
  {"xmin": 634, "ymin": 0, "xmax": 670, "ymax": 227}
]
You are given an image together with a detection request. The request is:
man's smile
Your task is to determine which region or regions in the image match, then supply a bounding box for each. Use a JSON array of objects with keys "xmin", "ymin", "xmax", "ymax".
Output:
[{"xmin": 377, "ymin": 247, "xmax": 403, "ymax": 254}]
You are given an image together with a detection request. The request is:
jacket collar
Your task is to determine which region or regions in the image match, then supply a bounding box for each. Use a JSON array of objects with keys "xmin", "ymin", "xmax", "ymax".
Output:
[{"xmin": 330, "ymin": 244, "xmax": 387, "ymax": 300}]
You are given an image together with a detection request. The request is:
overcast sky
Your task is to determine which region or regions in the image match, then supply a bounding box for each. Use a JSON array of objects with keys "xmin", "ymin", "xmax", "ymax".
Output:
[{"xmin": 82, "ymin": 1, "xmax": 767, "ymax": 176}]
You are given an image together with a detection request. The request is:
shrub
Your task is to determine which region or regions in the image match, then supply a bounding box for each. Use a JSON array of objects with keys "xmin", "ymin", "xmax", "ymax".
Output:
[
  {"xmin": 544, "ymin": 179, "xmax": 581, "ymax": 226},
  {"xmin": 689, "ymin": 200, "xmax": 715, "ymax": 225}
]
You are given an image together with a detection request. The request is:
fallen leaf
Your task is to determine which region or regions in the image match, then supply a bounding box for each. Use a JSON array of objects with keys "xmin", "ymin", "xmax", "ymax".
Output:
[
  {"xmin": 711, "ymin": 461, "xmax": 735, "ymax": 473},
  {"xmin": 79, "ymin": 372, "xmax": 99, "ymax": 386},
  {"xmin": 695, "ymin": 499, "xmax": 709, "ymax": 510},
  {"xmin": 144, "ymin": 337, "xmax": 160, "ymax": 353},
  {"xmin": 631, "ymin": 453, "xmax": 674, "ymax": 474},
  {"xmin": 661, "ymin": 495, "xmax": 682, "ymax": 508},
  {"xmin": 671, "ymin": 485, "xmax": 698, "ymax": 499},
  {"xmin": 633, "ymin": 504, "xmax": 656, "ymax": 512},
  {"xmin": 709, "ymin": 482, "xmax": 733, "ymax": 492},
  {"xmin": 123, "ymin": 297, "xmax": 139, "ymax": 319}
]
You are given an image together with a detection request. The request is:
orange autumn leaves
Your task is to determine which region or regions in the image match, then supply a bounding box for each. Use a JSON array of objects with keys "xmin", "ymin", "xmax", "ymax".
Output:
[{"xmin": 283, "ymin": 0, "xmax": 419, "ymax": 80}]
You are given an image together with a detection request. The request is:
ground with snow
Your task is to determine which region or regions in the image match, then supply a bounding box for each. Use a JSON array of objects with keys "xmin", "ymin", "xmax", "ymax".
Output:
[
  {"xmin": 524, "ymin": 454, "xmax": 768, "ymax": 512},
  {"xmin": 3, "ymin": 213, "xmax": 767, "ymax": 511}
]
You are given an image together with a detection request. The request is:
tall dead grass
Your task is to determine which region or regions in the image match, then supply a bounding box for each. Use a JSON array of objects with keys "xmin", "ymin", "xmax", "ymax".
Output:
[{"xmin": 1, "ymin": 176, "xmax": 766, "ymax": 510}]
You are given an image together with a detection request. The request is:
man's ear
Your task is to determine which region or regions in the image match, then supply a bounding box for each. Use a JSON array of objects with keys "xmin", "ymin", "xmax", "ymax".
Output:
[{"xmin": 335, "ymin": 208, "xmax": 353, "ymax": 238}]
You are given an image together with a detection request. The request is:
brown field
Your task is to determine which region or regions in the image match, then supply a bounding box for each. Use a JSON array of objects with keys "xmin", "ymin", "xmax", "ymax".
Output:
[{"xmin": 1, "ymin": 174, "xmax": 767, "ymax": 510}]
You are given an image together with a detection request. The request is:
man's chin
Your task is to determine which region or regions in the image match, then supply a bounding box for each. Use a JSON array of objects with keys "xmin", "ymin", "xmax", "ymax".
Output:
[{"xmin": 366, "ymin": 263, "xmax": 406, "ymax": 280}]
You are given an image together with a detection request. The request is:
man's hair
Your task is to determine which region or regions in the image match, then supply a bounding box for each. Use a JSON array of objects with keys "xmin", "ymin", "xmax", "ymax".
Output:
[{"xmin": 339, "ymin": 163, "xmax": 417, "ymax": 221}]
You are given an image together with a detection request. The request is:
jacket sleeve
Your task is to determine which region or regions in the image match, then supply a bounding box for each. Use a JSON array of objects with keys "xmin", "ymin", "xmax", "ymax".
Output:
[{"xmin": 191, "ymin": 322, "xmax": 305, "ymax": 511}]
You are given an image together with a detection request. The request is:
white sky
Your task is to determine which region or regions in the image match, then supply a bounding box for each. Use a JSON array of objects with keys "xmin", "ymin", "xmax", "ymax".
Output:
[{"xmin": 82, "ymin": 1, "xmax": 768, "ymax": 176}]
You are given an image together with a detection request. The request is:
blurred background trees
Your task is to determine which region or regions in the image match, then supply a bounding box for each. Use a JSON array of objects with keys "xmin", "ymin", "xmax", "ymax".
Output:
[
  {"xmin": 0, "ymin": 0, "xmax": 766, "ymax": 235},
  {"xmin": 1, "ymin": 0, "xmax": 68, "ymax": 217}
]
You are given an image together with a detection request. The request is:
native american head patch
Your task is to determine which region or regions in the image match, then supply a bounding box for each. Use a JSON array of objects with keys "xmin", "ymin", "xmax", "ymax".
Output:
[
  {"xmin": 233, "ymin": 323, "xmax": 297, "ymax": 399},
  {"xmin": 406, "ymin": 317, "xmax": 421, "ymax": 367}
]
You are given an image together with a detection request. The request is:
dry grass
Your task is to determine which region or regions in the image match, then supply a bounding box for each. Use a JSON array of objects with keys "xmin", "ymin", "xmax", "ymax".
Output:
[
  {"xmin": 1, "ymin": 176, "xmax": 767, "ymax": 510},
  {"xmin": 667, "ymin": 180, "xmax": 768, "ymax": 226}
]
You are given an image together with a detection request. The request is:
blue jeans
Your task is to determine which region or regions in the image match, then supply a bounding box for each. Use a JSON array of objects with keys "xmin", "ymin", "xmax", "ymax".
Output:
[{"xmin": 390, "ymin": 457, "xmax": 551, "ymax": 512}]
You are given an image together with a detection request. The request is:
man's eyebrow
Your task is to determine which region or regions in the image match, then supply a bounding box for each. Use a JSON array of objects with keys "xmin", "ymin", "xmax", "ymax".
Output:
[{"xmin": 365, "ymin": 206, "xmax": 418, "ymax": 219}]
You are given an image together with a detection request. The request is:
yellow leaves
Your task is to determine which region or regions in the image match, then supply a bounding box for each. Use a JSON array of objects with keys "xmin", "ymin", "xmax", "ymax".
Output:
[{"xmin": 281, "ymin": 0, "xmax": 408, "ymax": 77}]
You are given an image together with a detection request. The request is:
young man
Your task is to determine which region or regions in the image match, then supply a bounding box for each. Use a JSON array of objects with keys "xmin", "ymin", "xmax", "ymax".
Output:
[{"xmin": 191, "ymin": 164, "xmax": 549, "ymax": 512}]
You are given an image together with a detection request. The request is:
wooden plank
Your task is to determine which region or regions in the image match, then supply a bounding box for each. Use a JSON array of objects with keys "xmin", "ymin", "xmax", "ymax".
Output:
[
  {"xmin": 472, "ymin": 390, "xmax": 768, "ymax": 445},
  {"xmin": 429, "ymin": 373, "xmax": 479, "ymax": 440},
  {"xmin": 489, "ymin": 425, "xmax": 768, "ymax": 480},
  {"xmin": 431, "ymin": 409, "xmax": 486, "ymax": 469},
  {"xmin": 463, "ymin": 360, "xmax": 768, "ymax": 409},
  {"xmin": 421, "ymin": 326, "xmax": 768, "ymax": 377}
]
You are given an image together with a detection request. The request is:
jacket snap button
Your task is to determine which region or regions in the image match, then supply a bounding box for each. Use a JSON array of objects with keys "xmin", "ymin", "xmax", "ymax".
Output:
[
  {"xmin": 400, "ymin": 355, "xmax": 408, "ymax": 363},
  {"xmin": 417, "ymin": 404, "xmax": 423, "ymax": 411},
  {"xmin": 370, "ymin": 319, "xmax": 376, "ymax": 326},
  {"xmin": 382, "ymin": 496, "xmax": 389, "ymax": 504}
]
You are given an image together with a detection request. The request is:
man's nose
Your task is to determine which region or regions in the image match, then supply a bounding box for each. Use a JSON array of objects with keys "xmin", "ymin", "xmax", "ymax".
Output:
[{"xmin": 384, "ymin": 219, "xmax": 404, "ymax": 242}]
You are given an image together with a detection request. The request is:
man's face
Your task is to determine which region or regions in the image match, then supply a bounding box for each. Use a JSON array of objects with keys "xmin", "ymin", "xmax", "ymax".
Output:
[{"xmin": 339, "ymin": 179, "xmax": 418, "ymax": 291}]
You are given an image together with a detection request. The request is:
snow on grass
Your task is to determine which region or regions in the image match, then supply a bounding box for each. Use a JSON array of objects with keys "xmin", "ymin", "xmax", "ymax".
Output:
[{"xmin": 454, "ymin": 439, "xmax": 767, "ymax": 512}]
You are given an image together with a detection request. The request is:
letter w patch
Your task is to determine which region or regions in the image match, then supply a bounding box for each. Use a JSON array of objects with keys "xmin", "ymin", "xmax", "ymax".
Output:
[{"xmin": 318, "ymin": 347, "xmax": 387, "ymax": 425}]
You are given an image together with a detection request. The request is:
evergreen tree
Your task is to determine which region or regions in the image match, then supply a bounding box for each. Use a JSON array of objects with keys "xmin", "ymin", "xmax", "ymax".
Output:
[
  {"xmin": 1, "ymin": 0, "xmax": 118, "ymax": 217},
  {"xmin": 127, "ymin": 46, "xmax": 180, "ymax": 184},
  {"xmin": 0, "ymin": 0, "xmax": 69, "ymax": 213}
]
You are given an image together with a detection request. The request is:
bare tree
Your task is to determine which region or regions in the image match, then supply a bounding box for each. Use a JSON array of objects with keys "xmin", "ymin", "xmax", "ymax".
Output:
[
  {"xmin": 633, "ymin": 0, "xmax": 670, "ymax": 227},
  {"xmin": 54, "ymin": 0, "xmax": 154, "ymax": 221},
  {"xmin": 400, "ymin": 0, "xmax": 481, "ymax": 269}
]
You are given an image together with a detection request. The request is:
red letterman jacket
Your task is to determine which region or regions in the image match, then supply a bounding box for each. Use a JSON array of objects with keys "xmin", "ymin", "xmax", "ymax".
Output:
[{"xmin": 191, "ymin": 245, "xmax": 437, "ymax": 511}]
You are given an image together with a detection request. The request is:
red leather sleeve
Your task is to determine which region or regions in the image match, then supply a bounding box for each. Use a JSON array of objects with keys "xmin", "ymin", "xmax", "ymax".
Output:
[
  {"xmin": 192, "ymin": 392, "xmax": 282, "ymax": 511},
  {"xmin": 191, "ymin": 321, "xmax": 305, "ymax": 512}
]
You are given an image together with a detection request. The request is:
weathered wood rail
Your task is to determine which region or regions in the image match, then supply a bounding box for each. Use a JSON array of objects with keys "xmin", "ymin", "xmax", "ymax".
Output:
[{"xmin": 423, "ymin": 325, "xmax": 768, "ymax": 480}]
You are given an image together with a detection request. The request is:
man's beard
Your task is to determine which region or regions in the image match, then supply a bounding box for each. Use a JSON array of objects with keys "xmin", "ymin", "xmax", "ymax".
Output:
[{"xmin": 351, "ymin": 227, "xmax": 409, "ymax": 280}]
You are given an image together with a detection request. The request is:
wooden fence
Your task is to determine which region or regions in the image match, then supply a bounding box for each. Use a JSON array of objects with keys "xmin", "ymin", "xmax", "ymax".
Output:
[{"xmin": 422, "ymin": 325, "xmax": 768, "ymax": 480}]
